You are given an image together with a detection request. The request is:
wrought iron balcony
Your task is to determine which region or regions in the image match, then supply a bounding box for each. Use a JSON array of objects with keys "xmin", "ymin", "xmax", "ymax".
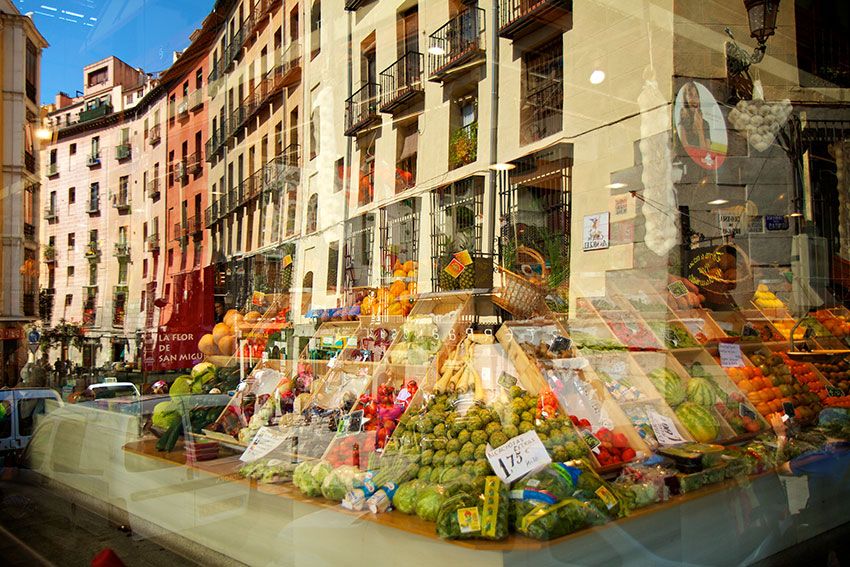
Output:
[
  {"xmin": 177, "ymin": 99, "xmax": 189, "ymax": 117},
  {"xmin": 229, "ymin": 106, "xmax": 248, "ymax": 140},
  {"xmin": 188, "ymin": 215, "xmax": 203, "ymax": 236},
  {"xmin": 224, "ymin": 26, "xmax": 246, "ymax": 71},
  {"xmin": 187, "ymin": 152, "xmax": 203, "ymax": 175},
  {"xmin": 46, "ymin": 162, "xmax": 58, "ymax": 177},
  {"xmin": 244, "ymin": 170, "xmax": 262, "ymax": 202},
  {"xmin": 147, "ymin": 233, "xmax": 160, "ymax": 252},
  {"xmin": 149, "ymin": 124, "xmax": 161, "ymax": 145},
  {"xmin": 43, "ymin": 245, "xmax": 56, "ymax": 263},
  {"xmin": 170, "ymin": 160, "xmax": 187, "ymax": 184},
  {"xmin": 147, "ymin": 179, "xmax": 160, "ymax": 200},
  {"xmin": 115, "ymin": 143, "xmax": 131, "ymax": 160},
  {"xmin": 79, "ymin": 103, "xmax": 112, "ymax": 123},
  {"xmin": 428, "ymin": 8, "xmax": 486, "ymax": 82},
  {"xmin": 205, "ymin": 119, "xmax": 228, "ymax": 161},
  {"xmin": 380, "ymin": 51, "xmax": 424, "ymax": 113},
  {"xmin": 498, "ymin": 0, "xmax": 571, "ymax": 40},
  {"xmin": 85, "ymin": 242, "xmax": 100, "ymax": 258},
  {"xmin": 345, "ymin": 0, "xmax": 375, "ymax": 10},
  {"xmin": 278, "ymin": 42, "xmax": 302, "ymax": 89},
  {"xmin": 86, "ymin": 152, "xmax": 101, "ymax": 167},
  {"xmin": 44, "ymin": 205, "xmax": 57, "ymax": 221},
  {"xmin": 114, "ymin": 242, "xmax": 131, "ymax": 258},
  {"xmin": 113, "ymin": 189, "xmax": 131, "ymax": 212},
  {"xmin": 205, "ymin": 204, "xmax": 214, "ymax": 227},
  {"xmin": 344, "ymin": 82, "xmax": 381, "ymax": 137},
  {"xmin": 173, "ymin": 221, "xmax": 188, "ymax": 241},
  {"xmin": 87, "ymin": 196, "xmax": 100, "ymax": 214}
]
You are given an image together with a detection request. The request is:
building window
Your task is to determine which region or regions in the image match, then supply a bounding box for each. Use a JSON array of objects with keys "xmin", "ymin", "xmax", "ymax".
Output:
[
  {"xmin": 70, "ymin": 143, "xmax": 76, "ymax": 155},
  {"xmin": 334, "ymin": 157, "xmax": 344, "ymax": 193},
  {"xmin": 521, "ymin": 38, "xmax": 563, "ymax": 144},
  {"xmin": 67, "ymin": 233, "xmax": 75, "ymax": 249},
  {"xmin": 68, "ymin": 187, "xmax": 75, "ymax": 204},
  {"xmin": 310, "ymin": 0, "xmax": 321, "ymax": 59},
  {"xmin": 796, "ymin": 2, "xmax": 850, "ymax": 88},
  {"xmin": 25, "ymin": 39, "xmax": 37, "ymax": 102},
  {"xmin": 67, "ymin": 266, "xmax": 74, "ymax": 280},
  {"xmin": 196, "ymin": 68, "xmax": 203, "ymax": 90},
  {"xmin": 396, "ymin": 122, "xmax": 418, "ymax": 193},
  {"xmin": 449, "ymin": 92, "xmax": 478, "ymax": 169},
  {"xmin": 306, "ymin": 194, "xmax": 318, "ymax": 233},
  {"xmin": 327, "ymin": 241, "xmax": 339, "ymax": 293},
  {"xmin": 310, "ymin": 108, "xmax": 320, "ymax": 160},
  {"xmin": 301, "ymin": 272, "xmax": 313, "ymax": 314},
  {"xmin": 88, "ymin": 66, "xmax": 108, "ymax": 87},
  {"xmin": 358, "ymin": 138, "xmax": 375, "ymax": 206}
]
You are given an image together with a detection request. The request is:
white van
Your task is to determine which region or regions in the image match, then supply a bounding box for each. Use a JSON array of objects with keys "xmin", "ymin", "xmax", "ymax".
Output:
[{"xmin": 0, "ymin": 388, "xmax": 62, "ymax": 455}]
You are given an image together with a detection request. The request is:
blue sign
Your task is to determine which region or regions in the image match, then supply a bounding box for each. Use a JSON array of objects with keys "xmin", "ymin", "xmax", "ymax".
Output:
[
  {"xmin": 27, "ymin": 330, "xmax": 40, "ymax": 344},
  {"xmin": 765, "ymin": 215, "xmax": 789, "ymax": 231}
]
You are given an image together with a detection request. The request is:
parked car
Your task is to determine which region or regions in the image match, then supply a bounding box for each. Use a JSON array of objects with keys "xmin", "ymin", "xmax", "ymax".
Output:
[
  {"xmin": 85, "ymin": 381, "xmax": 140, "ymax": 400},
  {"xmin": 0, "ymin": 387, "xmax": 62, "ymax": 456}
]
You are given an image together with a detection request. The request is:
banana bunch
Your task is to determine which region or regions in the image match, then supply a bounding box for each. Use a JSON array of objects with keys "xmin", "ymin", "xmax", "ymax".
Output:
[{"xmin": 433, "ymin": 334, "xmax": 494, "ymax": 403}]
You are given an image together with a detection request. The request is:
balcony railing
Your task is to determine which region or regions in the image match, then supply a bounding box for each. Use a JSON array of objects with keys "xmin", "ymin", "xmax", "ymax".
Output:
[
  {"xmin": 24, "ymin": 223, "xmax": 35, "ymax": 241},
  {"xmin": 147, "ymin": 179, "xmax": 160, "ymax": 199},
  {"xmin": 279, "ymin": 42, "xmax": 302, "ymax": 89},
  {"xmin": 24, "ymin": 152, "xmax": 35, "ymax": 173},
  {"xmin": 188, "ymin": 215, "xmax": 203, "ymax": 236},
  {"xmin": 149, "ymin": 124, "xmax": 161, "ymax": 145},
  {"xmin": 224, "ymin": 26, "xmax": 246, "ymax": 71},
  {"xmin": 113, "ymin": 189, "xmax": 131, "ymax": 212},
  {"xmin": 205, "ymin": 118, "xmax": 228, "ymax": 161},
  {"xmin": 87, "ymin": 195, "xmax": 100, "ymax": 214},
  {"xmin": 498, "ymin": 0, "xmax": 570, "ymax": 39},
  {"xmin": 170, "ymin": 160, "xmax": 187, "ymax": 184},
  {"xmin": 205, "ymin": 204, "xmax": 215, "ymax": 227},
  {"xmin": 86, "ymin": 152, "xmax": 101, "ymax": 167},
  {"xmin": 188, "ymin": 88, "xmax": 204, "ymax": 110},
  {"xmin": 345, "ymin": 0, "xmax": 374, "ymax": 10},
  {"xmin": 147, "ymin": 233, "xmax": 160, "ymax": 252},
  {"xmin": 79, "ymin": 103, "xmax": 113, "ymax": 123},
  {"xmin": 283, "ymin": 143, "xmax": 300, "ymax": 169},
  {"xmin": 44, "ymin": 205, "xmax": 57, "ymax": 221},
  {"xmin": 428, "ymin": 8, "xmax": 486, "ymax": 82},
  {"xmin": 229, "ymin": 106, "xmax": 248, "ymax": 139},
  {"xmin": 244, "ymin": 170, "xmax": 262, "ymax": 203},
  {"xmin": 177, "ymin": 99, "xmax": 189, "ymax": 117},
  {"xmin": 344, "ymin": 82, "xmax": 381, "ymax": 136},
  {"xmin": 85, "ymin": 242, "xmax": 100, "ymax": 258},
  {"xmin": 380, "ymin": 51, "xmax": 424, "ymax": 113},
  {"xmin": 208, "ymin": 57, "xmax": 222, "ymax": 86},
  {"xmin": 187, "ymin": 152, "xmax": 203, "ymax": 175},
  {"xmin": 115, "ymin": 143, "xmax": 131, "ymax": 160},
  {"xmin": 46, "ymin": 162, "xmax": 58, "ymax": 177},
  {"xmin": 174, "ymin": 221, "xmax": 187, "ymax": 242},
  {"xmin": 114, "ymin": 242, "xmax": 130, "ymax": 258}
]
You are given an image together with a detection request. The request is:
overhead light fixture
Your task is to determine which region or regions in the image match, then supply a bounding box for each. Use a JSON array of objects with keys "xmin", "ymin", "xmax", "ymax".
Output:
[
  {"xmin": 589, "ymin": 70, "xmax": 606, "ymax": 85},
  {"xmin": 428, "ymin": 45, "xmax": 446, "ymax": 56},
  {"xmin": 708, "ymin": 199, "xmax": 729, "ymax": 205},
  {"xmin": 788, "ymin": 212, "xmax": 803, "ymax": 217},
  {"xmin": 725, "ymin": 0, "xmax": 780, "ymax": 80},
  {"xmin": 606, "ymin": 182, "xmax": 627, "ymax": 190},
  {"xmin": 35, "ymin": 128, "xmax": 52, "ymax": 141},
  {"xmin": 489, "ymin": 163, "xmax": 515, "ymax": 171}
]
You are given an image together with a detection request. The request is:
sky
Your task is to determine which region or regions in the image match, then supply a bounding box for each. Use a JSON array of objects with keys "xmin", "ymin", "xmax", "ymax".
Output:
[{"xmin": 14, "ymin": 0, "xmax": 215, "ymax": 104}]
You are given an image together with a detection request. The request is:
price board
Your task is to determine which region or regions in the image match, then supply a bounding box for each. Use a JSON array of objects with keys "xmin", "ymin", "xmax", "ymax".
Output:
[{"xmin": 485, "ymin": 430, "xmax": 551, "ymax": 483}]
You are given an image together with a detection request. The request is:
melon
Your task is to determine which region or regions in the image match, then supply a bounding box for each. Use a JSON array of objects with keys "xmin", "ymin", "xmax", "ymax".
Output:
[
  {"xmin": 675, "ymin": 402, "xmax": 719, "ymax": 443},
  {"xmin": 218, "ymin": 335, "xmax": 237, "ymax": 356},
  {"xmin": 244, "ymin": 310, "xmax": 262, "ymax": 324},
  {"xmin": 223, "ymin": 309, "xmax": 243, "ymax": 329},
  {"xmin": 647, "ymin": 368, "xmax": 686, "ymax": 407},
  {"xmin": 686, "ymin": 378, "xmax": 718, "ymax": 406},
  {"xmin": 212, "ymin": 322, "xmax": 232, "ymax": 343},
  {"xmin": 198, "ymin": 334, "xmax": 221, "ymax": 356}
]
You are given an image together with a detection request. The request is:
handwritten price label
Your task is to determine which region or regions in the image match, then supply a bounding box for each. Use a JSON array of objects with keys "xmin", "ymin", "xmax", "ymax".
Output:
[
  {"xmin": 648, "ymin": 411, "xmax": 686, "ymax": 446},
  {"xmin": 485, "ymin": 430, "xmax": 551, "ymax": 483},
  {"xmin": 718, "ymin": 342, "xmax": 745, "ymax": 368}
]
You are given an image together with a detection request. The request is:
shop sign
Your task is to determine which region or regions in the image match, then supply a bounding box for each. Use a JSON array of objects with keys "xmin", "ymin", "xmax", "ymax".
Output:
[
  {"xmin": 674, "ymin": 81, "xmax": 728, "ymax": 171},
  {"xmin": 0, "ymin": 328, "xmax": 22, "ymax": 340},
  {"xmin": 765, "ymin": 215, "xmax": 789, "ymax": 231},
  {"xmin": 718, "ymin": 212, "xmax": 741, "ymax": 236},
  {"xmin": 748, "ymin": 215, "xmax": 764, "ymax": 234},
  {"xmin": 153, "ymin": 329, "xmax": 204, "ymax": 370},
  {"xmin": 582, "ymin": 212, "xmax": 610, "ymax": 251}
]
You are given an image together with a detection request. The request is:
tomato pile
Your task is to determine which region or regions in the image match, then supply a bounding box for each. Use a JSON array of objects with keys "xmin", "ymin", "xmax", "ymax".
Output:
[
  {"xmin": 569, "ymin": 416, "xmax": 637, "ymax": 467},
  {"xmin": 780, "ymin": 353, "xmax": 828, "ymax": 402},
  {"xmin": 360, "ymin": 381, "xmax": 418, "ymax": 449}
]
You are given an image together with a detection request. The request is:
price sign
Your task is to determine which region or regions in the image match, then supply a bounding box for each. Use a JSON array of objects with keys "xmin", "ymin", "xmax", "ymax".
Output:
[
  {"xmin": 240, "ymin": 426, "xmax": 291, "ymax": 462},
  {"xmin": 485, "ymin": 430, "xmax": 551, "ymax": 483},
  {"xmin": 667, "ymin": 281, "xmax": 689, "ymax": 298},
  {"xmin": 648, "ymin": 411, "xmax": 687, "ymax": 445},
  {"xmin": 827, "ymin": 385, "xmax": 844, "ymax": 398},
  {"xmin": 718, "ymin": 342, "xmax": 745, "ymax": 368}
]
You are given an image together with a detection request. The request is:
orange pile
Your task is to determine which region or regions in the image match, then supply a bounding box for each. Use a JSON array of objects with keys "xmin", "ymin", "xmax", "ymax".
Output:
[{"xmin": 812, "ymin": 310, "xmax": 850, "ymax": 338}]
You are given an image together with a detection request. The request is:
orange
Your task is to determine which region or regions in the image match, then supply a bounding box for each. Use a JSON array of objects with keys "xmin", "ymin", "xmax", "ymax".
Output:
[
  {"xmin": 403, "ymin": 260, "xmax": 415, "ymax": 272},
  {"xmin": 224, "ymin": 309, "xmax": 243, "ymax": 329},
  {"xmin": 198, "ymin": 334, "xmax": 221, "ymax": 356},
  {"xmin": 218, "ymin": 335, "xmax": 237, "ymax": 356},
  {"xmin": 212, "ymin": 322, "xmax": 232, "ymax": 343},
  {"xmin": 244, "ymin": 310, "xmax": 262, "ymax": 323},
  {"xmin": 389, "ymin": 280, "xmax": 407, "ymax": 297}
]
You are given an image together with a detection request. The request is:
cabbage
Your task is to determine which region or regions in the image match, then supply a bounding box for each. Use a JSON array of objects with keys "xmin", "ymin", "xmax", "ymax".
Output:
[
  {"xmin": 152, "ymin": 401, "xmax": 180, "ymax": 430},
  {"xmin": 294, "ymin": 460, "xmax": 332, "ymax": 497},
  {"xmin": 321, "ymin": 465, "xmax": 363, "ymax": 501},
  {"xmin": 392, "ymin": 480, "xmax": 425, "ymax": 514},
  {"xmin": 414, "ymin": 485, "xmax": 446, "ymax": 522}
]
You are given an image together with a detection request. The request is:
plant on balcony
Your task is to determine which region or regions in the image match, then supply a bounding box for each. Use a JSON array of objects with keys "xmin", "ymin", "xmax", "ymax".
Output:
[
  {"xmin": 43, "ymin": 245, "xmax": 56, "ymax": 261},
  {"xmin": 449, "ymin": 122, "xmax": 478, "ymax": 169}
]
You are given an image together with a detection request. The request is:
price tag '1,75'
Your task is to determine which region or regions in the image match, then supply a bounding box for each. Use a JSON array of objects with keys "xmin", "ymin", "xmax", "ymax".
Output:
[{"xmin": 485, "ymin": 430, "xmax": 551, "ymax": 483}]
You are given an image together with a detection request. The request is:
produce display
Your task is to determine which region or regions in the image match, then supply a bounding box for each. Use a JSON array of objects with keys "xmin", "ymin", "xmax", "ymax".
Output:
[{"xmin": 752, "ymin": 284, "xmax": 785, "ymax": 310}]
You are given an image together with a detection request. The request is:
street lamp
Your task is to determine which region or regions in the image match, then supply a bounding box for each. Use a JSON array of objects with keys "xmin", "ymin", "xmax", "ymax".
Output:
[{"xmin": 726, "ymin": 0, "xmax": 781, "ymax": 78}]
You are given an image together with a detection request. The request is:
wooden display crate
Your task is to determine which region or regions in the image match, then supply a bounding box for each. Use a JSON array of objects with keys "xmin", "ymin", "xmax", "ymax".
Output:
[{"xmin": 672, "ymin": 309, "xmax": 730, "ymax": 347}]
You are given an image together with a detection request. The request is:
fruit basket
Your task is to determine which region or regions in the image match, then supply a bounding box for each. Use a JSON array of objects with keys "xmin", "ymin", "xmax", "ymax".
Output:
[{"xmin": 492, "ymin": 265, "xmax": 547, "ymax": 319}]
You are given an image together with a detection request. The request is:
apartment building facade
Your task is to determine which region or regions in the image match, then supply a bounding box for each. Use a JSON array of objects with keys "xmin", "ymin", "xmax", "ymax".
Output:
[
  {"xmin": 40, "ymin": 57, "xmax": 167, "ymax": 367},
  {"xmin": 0, "ymin": 0, "xmax": 47, "ymax": 385}
]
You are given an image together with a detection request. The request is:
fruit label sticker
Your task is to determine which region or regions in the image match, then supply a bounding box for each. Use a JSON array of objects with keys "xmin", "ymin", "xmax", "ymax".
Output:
[
  {"xmin": 444, "ymin": 258, "xmax": 466, "ymax": 279},
  {"xmin": 457, "ymin": 507, "xmax": 481, "ymax": 534},
  {"xmin": 595, "ymin": 486, "xmax": 618, "ymax": 510},
  {"xmin": 827, "ymin": 385, "xmax": 844, "ymax": 397},
  {"xmin": 486, "ymin": 430, "xmax": 552, "ymax": 483},
  {"xmin": 648, "ymin": 411, "xmax": 687, "ymax": 445},
  {"xmin": 240, "ymin": 426, "xmax": 292, "ymax": 462},
  {"xmin": 718, "ymin": 342, "xmax": 745, "ymax": 368},
  {"xmin": 667, "ymin": 281, "xmax": 689, "ymax": 298}
]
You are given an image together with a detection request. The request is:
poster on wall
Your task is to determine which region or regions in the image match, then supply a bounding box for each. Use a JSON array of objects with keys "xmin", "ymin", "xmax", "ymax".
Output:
[
  {"xmin": 674, "ymin": 81, "xmax": 728, "ymax": 171},
  {"xmin": 583, "ymin": 212, "xmax": 610, "ymax": 251}
]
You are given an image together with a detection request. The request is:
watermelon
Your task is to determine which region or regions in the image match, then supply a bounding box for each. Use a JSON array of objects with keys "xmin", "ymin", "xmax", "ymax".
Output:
[
  {"xmin": 647, "ymin": 368, "xmax": 686, "ymax": 407},
  {"xmin": 675, "ymin": 402, "xmax": 719, "ymax": 443},
  {"xmin": 686, "ymin": 378, "xmax": 717, "ymax": 406}
]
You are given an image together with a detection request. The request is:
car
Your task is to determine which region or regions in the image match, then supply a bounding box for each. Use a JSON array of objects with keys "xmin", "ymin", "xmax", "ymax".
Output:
[
  {"xmin": 0, "ymin": 387, "xmax": 62, "ymax": 457},
  {"xmin": 85, "ymin": 381, "xmax": 140, "ymax": 400}
]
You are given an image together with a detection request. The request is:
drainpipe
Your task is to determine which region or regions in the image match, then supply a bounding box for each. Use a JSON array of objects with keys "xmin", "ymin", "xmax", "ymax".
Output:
[
  {"xmin": 487, "ymin": 0, "xmax": 500, "ymax": 280},
  {"xmin": 343, "ymin": 11, "xmax": 353, "ymax": 227}
]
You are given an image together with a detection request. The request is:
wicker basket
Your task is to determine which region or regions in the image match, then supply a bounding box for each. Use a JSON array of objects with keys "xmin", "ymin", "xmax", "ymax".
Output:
[{"xmin": 494, "ymin": 246, "xmax": 549, "ymax": 318}]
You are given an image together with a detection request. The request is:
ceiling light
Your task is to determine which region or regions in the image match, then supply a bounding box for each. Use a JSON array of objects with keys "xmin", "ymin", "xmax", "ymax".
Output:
[
  {"xmin": 428, "ymin": 45, "xmax": 446, "ymax": 56},
  {"xmin": 489, "ymin": 163, "xmax": 515, "ymax": 171},
  {"xmin": 708, "ymin": 199, "xmax": 729, "ymax": 205},
  {"xmin": 606, "ymin": 182, "xmax": 627, "ymax": 189},
  {"xmin": 788, "ymin": 212, "xmax": 803, "ymax": 217},
  {"xmin": 589, "ymin": 70, "xmax": 606, "ymax": 84},
  {"xmin": 35, "ymin": 128, "xmax": 52, "ymax": 140}
]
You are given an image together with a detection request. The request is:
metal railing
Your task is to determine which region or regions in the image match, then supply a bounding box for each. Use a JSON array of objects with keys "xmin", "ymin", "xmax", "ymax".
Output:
[
  {"xmin": 187, "ymin": 152, "xmax": 203, "ymax": 175},
  {"xmin": 147, "ymin": 178, "xmax": 160, "ymax": 198},
  {"xmin": 498, "ymin": 0, "xmax": 570, "ymax": 38},
  {"xmin": 149, "ymin": 124, "xmax": 161, "ymax": 145},
  {"xmin": 177, "ymin": 99, "xmax": 189, "ymax": 116},
  {"xmin": 147, "ymin": 233, "xmax": 160, "ymax": 251},
  {"xmin": 86, "ymin": 152, "xmax": 101, "ymax": 167},
  {"xmin": 85, "ymin": 241, "xmax": 100, "ymax": 258},
  {"xmin": 114, "ymin": 242, "xmax": 130, "ymax": 257},
  {"xmin": 87, "ymin": 195, "xmax": 100, "ymax": 213},
  {"xmin": 46, "ymin": 162, "xmax": 58, "ymax": 176},
  {"xmin": 173, "ymin": 221, "xmax": 187, "ymax": 241},
  {"xmin": 113, "ymin": 188, "xmax": 131, "ymax": 211},
  {"xmin": 428, "ymin": 8, "xmax": 486, "ymax": 80},
  {"xmin": 188, "ymin": 88, "xmax": 204, "ymax": 110},
  {"xmin": 380, "ymin": 51, "xmax": 424, "ymax": 112},
  {"xmin": 79, "ymin": 103, "xmax": 112, "ymax": 123},
  {"xmin": 345, "ymin": 82, "xmax": 380, "ymax": 136},
  {"xmin": 44, "ymin": 205, "xmax": 57, "ymax": 220},
  {"xmin": 115, "ymin": 143, "xmax": 131, "ymax": 160},
  {"xmin": 188, "ymin": 215, "xmax": 203, "ymax": 235}
]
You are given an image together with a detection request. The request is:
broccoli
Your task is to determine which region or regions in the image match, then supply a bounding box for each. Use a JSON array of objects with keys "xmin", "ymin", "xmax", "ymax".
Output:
[
  {"xmin": 445, "ymin": 451, "xmax": 460, "ymax": 467},
  {"xmin": 485, "ymin": 422, "xmax": 502, "ymax": 436},
  {"xmin": 446, "ymin": 439, "xmax": 460, "ymax": 453},
  {"xmin": 433, "ymin": 423, "xmax": 447, "ymax": 438},
  {"xmin": 474, "ymin": 444, "xmax": 487, "ymax": 460},
  {"xmin": 471, "ymin": 430, "xmax": 488, "ymax": 445},
  {"xmin": 503, "ymin": 424, "xmax": 519, "ymax": 438},
  {"xmin": 433, "ymin": 450, "xmax": 447, "ymax": 466}
]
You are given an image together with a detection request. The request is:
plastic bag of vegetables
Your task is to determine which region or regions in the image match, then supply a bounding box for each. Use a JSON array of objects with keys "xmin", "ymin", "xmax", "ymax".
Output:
[
  {"xmin": 293, "ymin": 460, "xmax": 333, "ymax": 497},
  {"xmin": 509, "ymin": 462, "xmax": 580, "ymax": 527},
  {"xmin": 517, "ymin": 497, "xmax": 607, "ymax": 540},
  {"xmin": 392, "ymin": 479, "xmax": 426, "ymax": 515},
  {"xmin": 436, "ymin": 477, "xmax": 509, "ymax": 540},
  {"xmin": 414, "ymin": 484, "xmax": 447, "ymax": 522},
  {"xmin": 568, "ymin": 459, "xmax": 626, "ymax": 519},
  {"xmin": 321, "ymin": 465, "xmax": 365, "ymax": 501}
]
